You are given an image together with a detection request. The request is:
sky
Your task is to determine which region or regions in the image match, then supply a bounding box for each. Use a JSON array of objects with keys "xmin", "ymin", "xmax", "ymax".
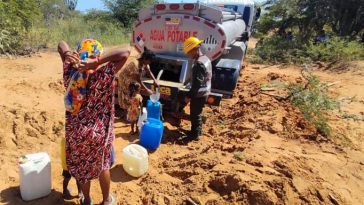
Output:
[
  {"xmin": 76, "ymin": 0, "xmax": 106, "ymax": 12},
  {"xmin": 76, "ymin": 0, "xmax": 265, "ymax": 12}
]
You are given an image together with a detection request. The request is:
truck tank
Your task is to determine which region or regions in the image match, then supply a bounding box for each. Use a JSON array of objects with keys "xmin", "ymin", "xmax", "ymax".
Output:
[
  {"xmin": 133, "ymin": 3, "xmax": 246, "ymax": 61},
  {"xmin": 127, "ymin": 2, "xmax": 252, "ymax": 113}
]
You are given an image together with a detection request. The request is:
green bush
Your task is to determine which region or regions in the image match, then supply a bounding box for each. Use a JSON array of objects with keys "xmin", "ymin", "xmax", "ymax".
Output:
[
  {"xmin": 287, "ymin": 73, "xmax": 339, "ymax": 136},
  {"xmin": 28, "ymin": 15, "xmax": 130, "ymax": 50},
  {"xmin": 306, "ymin": 36, "xmax": 364, "ymax": 62},
  {"xmin": 253, "ymin": 36, "xmax": 310, "ymax": 64},
  {"xmin": 253, "ymin": 35, "xmax": 364, "ymax": 64},
  {"xmin": 1, "ymin": 1, "xmax": 130, "ymax": 54},
  {"xmin": 0, "ymin": 30, "xmax": 12, "ymax": 53}
]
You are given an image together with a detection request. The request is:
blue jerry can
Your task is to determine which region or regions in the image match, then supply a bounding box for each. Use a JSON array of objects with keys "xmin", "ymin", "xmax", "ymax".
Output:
[
  {"xmin": 146, "ymin": 100, "xmax": 161, "ymax": 120},
  {"xmin": 140, "ymin": 118, "xmax": 164, "ymax": 150}
]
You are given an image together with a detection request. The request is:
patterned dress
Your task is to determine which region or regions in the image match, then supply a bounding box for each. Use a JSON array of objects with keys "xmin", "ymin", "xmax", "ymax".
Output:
[
  {"xmin": 117, "ymin": 59, "xmax": 145, "ymax": 110},
  {"xmin": 127, "ymin": 94, "xmax": 143, "ymax": 122},
  {"xmin": 63, "ymin": 61, "xmax": 115, "ymax": 184}
]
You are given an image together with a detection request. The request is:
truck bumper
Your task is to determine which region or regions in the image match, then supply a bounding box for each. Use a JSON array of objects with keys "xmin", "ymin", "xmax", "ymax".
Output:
[{"xmin": 143, "ymin": 80, "xmax": 222, "ymax": 112}]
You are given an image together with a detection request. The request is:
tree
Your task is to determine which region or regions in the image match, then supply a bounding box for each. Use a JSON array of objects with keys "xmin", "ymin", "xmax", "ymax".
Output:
[
  {"xmin": 258, "ymin": 0, "xmax": 364, "ymax": 39},
  {"xmin": 64, "ymin": 0, "xmax": 77, "ymax": 11},
  {"xmin": 41, "ymin": 0, "xmax": 69, "ymax": 23},
  {"xmin": 104, "ymin": 0, "xmax": 156, "ymax": 28},
  {"xmin": 0, "ymin": 0, "xmax": 42, "ymax": 53},
  {"xmin": 328, "ymin": 0, "xmax": 364, "ymax": 36}
]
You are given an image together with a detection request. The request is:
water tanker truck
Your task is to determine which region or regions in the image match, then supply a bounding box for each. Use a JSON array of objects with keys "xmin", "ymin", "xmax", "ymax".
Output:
[{"xmin": 131, "ymin": 0, "xmax": 256, "ymax": 113}]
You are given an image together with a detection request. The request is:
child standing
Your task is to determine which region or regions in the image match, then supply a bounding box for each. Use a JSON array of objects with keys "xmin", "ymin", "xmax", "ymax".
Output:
[
  {"xmin": 60, "ymin": 138, "xmax": 82, "ymax": 199},
  {"xmin": 61, "ymin": 138, "xmax": 115, "ymax": 199},
  {"xmin": 127, "ymin": 82, "xmax": 143, "ymax": 134}
]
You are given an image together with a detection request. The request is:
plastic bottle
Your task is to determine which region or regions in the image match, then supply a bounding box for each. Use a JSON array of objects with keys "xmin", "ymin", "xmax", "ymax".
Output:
[
  {"xmin": 137, "ymin": 107, "xmax": 148, "ymax": 129},
  {"xmin": 19, "ymin": 152, "xmax": 51, "ymax": 201},
  {"xmin": 122, "ymin": 144, "xmax": 148, "ymax": 177}
]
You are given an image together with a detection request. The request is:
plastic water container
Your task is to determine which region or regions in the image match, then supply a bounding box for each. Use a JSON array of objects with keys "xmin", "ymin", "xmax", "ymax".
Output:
[
  {"xmin": 140, "ymin": 118, "xmax": 164, "ymax": 150},
  {"xmin": 137, "ymin": 107, "xmax": 148, "ymax": 129},
  {"xmin": 122, "ymin": 144, "xmax": 148, "ymax": 177},
  {"xmin": 147, "ymin": 100, "xmax": 161, "ymax": 120},
  {"xmin": 150, "ymin": 90, "xmax": 160, "ymax": 103},
  {"xmin": 19, "ymin": 152, "xmax": 51, "ymax": 201}
]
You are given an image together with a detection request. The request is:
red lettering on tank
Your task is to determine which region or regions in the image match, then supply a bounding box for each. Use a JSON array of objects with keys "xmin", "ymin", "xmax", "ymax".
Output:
[
  {"xmin": 171, "ymin": 31, "xmax": 176, "ymax": 42},
  {"xmin": 150, "ymin": 30, "xmax": 165, "ymax": 41},
  {"xmin": 167, "ymin": 31, "xmax": 172, "ymax": 41},
  {"xmin": 149, "ymin": 30, "xmax": 152, "ymax": 39},
  {"xmin": 150, "ymin": 30, "xmax": 154, "ymax": 40},
  {"xmin": 154, "ymin": 30, "xmax": 199, "ymax": 42},
  {"xmin": 176, "ymin": 31, "xmax": 180, "ymax": 42},
  {"xmin": 175, "ymin": 30, "xmax": 180, "ymax": 40},
  {"xmin": 177, "ymin": 30, "xmax": 182, "ymax": 42},
  {"xmin": 183, "ymin": 31, "xmax": 189, "ymax": 41},
  {"xmin": 160, "ymin": 30, "xmax": 165, "ymax": 41}
]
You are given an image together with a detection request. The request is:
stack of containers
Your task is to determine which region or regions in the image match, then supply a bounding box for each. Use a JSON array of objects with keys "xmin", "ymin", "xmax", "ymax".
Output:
[{"xmin": 140, "ymin": 90, "xmax": 164, "ymax": 150}]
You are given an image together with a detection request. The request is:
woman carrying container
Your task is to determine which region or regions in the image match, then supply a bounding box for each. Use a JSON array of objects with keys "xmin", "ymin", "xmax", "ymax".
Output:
[
  {"xmin": 58, "ymin": 39, "xmax": 129, "ymax": 205},
  {"xmin": 117, "ymin": 47, "xmax": 159, "ymax": 118}
]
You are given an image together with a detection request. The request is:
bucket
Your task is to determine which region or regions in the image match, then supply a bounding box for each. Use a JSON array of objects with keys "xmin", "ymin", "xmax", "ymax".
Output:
[
  {"xmin": 121, "ymin": 144, "xmax": 148, "ymax": 177},
  {"xmin": 19, "ymin": 152, "xmax": 51, "ymax": 201},
  {"xmin": 140, "ymin": 118, "xmax": 164, "ymax": 150},
  {"xmin": 146, "ymin": 100, "xmax": 161, "ymax": 120},
  {"xmin": 137, "ymin": 107, "xmax": 148, "ymax": 129}
]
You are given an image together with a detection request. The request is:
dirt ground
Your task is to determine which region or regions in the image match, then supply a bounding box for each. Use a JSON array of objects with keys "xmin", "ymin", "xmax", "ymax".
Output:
[{"xmin": 0, "ymin": 45, "xmax": 363, "ymax": 205}]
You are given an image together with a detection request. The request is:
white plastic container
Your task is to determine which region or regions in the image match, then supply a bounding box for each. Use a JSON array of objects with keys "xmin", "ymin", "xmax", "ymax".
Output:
[
  {"xmin": 122, "ymin": 144, "xmax": 148, "ymax": 177},
  {"xmin": 137, "ymin": 107, "xmax": 148, "ymax": 129},
  {"xmin": 150, "ymin": 90, "xmax": 160, "ymax": 103},
  {"xmin": 150, "ymin": 69, "xmax": 163, "ymax": 103},
  {"xmin": 19, "ymin": 152, "xmax": 51, "ymax": 201}
]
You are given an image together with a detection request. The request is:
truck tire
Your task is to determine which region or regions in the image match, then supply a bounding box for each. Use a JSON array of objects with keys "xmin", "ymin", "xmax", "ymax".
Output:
[{"xmin": 230, "ymin": 73, "xmax": 239, "ymax": 98}]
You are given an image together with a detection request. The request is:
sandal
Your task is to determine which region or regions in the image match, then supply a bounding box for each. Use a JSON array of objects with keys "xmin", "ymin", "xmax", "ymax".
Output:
[{"xmin": 101, "ymin": 194, "xmax": 116, "ymax": 205}]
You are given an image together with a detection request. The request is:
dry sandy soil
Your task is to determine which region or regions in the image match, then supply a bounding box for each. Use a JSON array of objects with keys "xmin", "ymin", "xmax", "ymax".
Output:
[{"xmin": 0, "ymin": 46, "xmax": 363, "ymax": 205}]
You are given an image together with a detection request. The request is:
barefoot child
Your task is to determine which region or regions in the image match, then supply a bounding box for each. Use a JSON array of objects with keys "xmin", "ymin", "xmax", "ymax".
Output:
[
  {"xmin": 60, "ymin": 138, "xmax": 82, "ymax": 199},
  {"xmin": 127, "ymin": 82, "xmax": 143, "ymax": 134}
]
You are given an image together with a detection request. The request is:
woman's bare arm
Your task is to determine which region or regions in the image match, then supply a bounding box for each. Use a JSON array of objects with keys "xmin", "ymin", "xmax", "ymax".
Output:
[
  {"xmin": 58, "ymin": 41, "xmax": 129, "ymax": 73},
  {"xmin": 134, "ymin": 75, "xmax": 153, "ymax": 96},
  {"xmin": 58, "ymin": 41, "xmax": 71, "ymax": 63},
  {"xmin": 79, "ymin": 48, "xmax": 130, "ymax": 72},
  {"xmin": 99, "ymin": 48, "xmax": 130, "ymax": 73},
  {"xmin": 58, "ymin": 41, "xmax": 80, "ymax": 67},
  {"xmin": 145, "ymin": 65, "xmax": 159, "ymax": 86}
]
